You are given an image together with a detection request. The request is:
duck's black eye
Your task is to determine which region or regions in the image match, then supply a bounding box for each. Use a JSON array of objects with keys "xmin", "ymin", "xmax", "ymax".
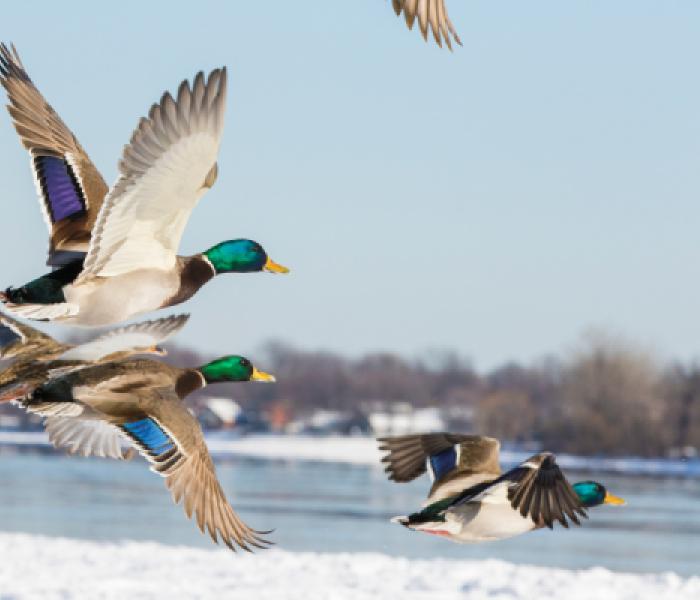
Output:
[{"xmin": 239, "ymin": 358, "xmax": 250, "ymax": 367}]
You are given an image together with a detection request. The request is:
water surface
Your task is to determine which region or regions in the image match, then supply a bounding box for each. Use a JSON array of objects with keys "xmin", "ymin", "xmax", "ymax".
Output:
[{"xmin": 0, "ymin": 452, "xmax": 697, "ymax": 577}]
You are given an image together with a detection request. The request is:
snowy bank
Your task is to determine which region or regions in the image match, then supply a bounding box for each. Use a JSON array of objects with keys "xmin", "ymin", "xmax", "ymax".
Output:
[
  {"xmin": 0, "ymin": 533, "xmax": 700, "ymax": 600},
  {"xmin": 0, "ymin": 533, "xmax": 697, "ymax": 600},
  {"xmin": 1, "ymin": 431, "xmax": 699, "ymax": 476}
]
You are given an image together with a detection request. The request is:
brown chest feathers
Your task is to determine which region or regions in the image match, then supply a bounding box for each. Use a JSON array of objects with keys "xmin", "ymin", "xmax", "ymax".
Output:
[
  {"xmin": 175, "ymin": 369, "xmax": 206, "ymax": 399},
  {"xmin": 163, "ymin": 256, "xmax": 215, "ymax": 308}
]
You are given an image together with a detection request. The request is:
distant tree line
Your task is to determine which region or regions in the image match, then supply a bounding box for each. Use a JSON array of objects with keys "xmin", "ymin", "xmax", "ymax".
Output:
[
  {"xmin": 2, "ymin": 332, "xmax": 699, "ymax": 457},
  {"xmin": 162, "ymin": 334, "xmax": 700, "ymax": 457}
]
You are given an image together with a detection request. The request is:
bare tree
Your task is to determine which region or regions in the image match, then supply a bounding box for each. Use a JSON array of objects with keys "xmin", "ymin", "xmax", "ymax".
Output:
[{"xmin": 554, "ymin": 333, "xmax": 666, "ymax": 456}]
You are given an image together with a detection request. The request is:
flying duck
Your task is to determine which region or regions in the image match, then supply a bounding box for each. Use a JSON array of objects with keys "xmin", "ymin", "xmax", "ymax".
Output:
[
  {"xmin": 0, "ymin": 44, "xmax": 288, "ymax": 327},
  {"xmin": 24, "ymin": 353, "xmax": 276, "ymax": 551},
  {"xmin": 379, "ymin": 433, "xmax": 625, "ymax": 543}
]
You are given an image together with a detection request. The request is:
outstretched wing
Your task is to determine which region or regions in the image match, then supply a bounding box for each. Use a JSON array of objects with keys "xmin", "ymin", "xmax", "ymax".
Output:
[
  {"xmin": 0, "ymin": 311, "xmax": 60, "ymax": 357},
  {"xmin": 56, "ymin": 314, "xmax": 190, "ymax": 361},
  {"xmin": 117, "ymin": 388, "xmax": 271, "ymax": 552},
  {"xmin": 0, "ymin": 43, "xmax": 109, "ymax": 266},
  {"xmin": 378, "ymin": 433, "xmax": 501, "ymax": 484},
  {"xmin": 391, "ymin": 0, "xmax": 462, "ymax": 50},
  {"xmin": 77, "ymin": 68, "xmax": 227, "ymax": 283},
  {"xmin": 44, "ymin": 414, "xmax": 128, "ymax": 459},
  {"xmin": 505, "ymin": 452, "xmax": 587, "ymax": 529}
]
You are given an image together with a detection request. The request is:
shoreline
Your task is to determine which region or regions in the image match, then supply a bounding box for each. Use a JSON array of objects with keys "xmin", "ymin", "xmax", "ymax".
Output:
[{"xmin": 0, "ymin": 431, "xmax": 698, "ymax": 477}]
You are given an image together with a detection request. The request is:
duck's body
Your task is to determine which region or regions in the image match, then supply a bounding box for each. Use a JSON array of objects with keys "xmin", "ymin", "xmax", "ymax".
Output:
[
  {"xmin": 406, "ymin": 477, "xmax": 541, "ymax": 543},
  {"xmin": 6, "ymin": 263, "xmax": 183, "ymax": 325},
  {"xmin": 410, "ymin": 470, "xmax": 535, "ymax": 543},
  {"xmin": 379, "ymin": 433, "xmax": 624, "ymax": 544},
  {"xmin": 0, "ymin": 45, "xmax": 287, "ymax": 327},
  {"xmin": 60, "ymin": 267, "xmax": 182, "ymax": 326},
  {"xmin": 30, "ymin": 358, "xmax": 192, "ymax": 417},
  {"xmin": 5, "ymin": 247, "xmax": 282, "ymax": 327},
  {"xmin": 25, "ymin": 354, "xmax": 276, "ymax": 551},
  {"xmin": 0, "ymin": 312, "xmax": 188, "ymax": 401}
]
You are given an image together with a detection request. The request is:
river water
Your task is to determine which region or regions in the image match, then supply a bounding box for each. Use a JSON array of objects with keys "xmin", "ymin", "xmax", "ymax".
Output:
[{"xmin": 0, "ymin": 453, "xmax": 697, "ymax": 577}]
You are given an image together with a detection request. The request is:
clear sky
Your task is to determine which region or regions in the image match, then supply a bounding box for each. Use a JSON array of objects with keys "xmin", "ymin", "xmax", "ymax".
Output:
[{"xmin": 1, "ymin": 1, "xmax": 700, "ymax": 370}]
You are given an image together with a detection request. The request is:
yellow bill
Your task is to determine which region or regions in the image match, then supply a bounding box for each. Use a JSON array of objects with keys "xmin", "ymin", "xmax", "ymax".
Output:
[
  {"xmin": 251, "ymin": 367, "xmax": 276, "ymax": 382},
  {"xmin": 604, "ymin": 492, "xmax": 626, "ymax": 505},
  {"xmin": 264, "ymin": 257, "xmax": 290, "ymax": 274}
]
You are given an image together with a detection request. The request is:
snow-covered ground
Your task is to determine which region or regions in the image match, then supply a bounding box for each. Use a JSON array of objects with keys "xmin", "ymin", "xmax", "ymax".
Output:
[
  {"xmin": 0, "ymin": 533, "xmax": 697, "ymax": 600},
  {"xmin": 1, "ymin": 431, "xmax": 698, "ymax": 476}
]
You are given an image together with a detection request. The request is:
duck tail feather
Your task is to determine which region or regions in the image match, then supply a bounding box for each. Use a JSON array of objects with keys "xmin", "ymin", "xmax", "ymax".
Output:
[
  {"xmin": 390, "ymin": 515, "xmax": 410, "ymax": 527},
  {"xmin": 2, "ymin": 302, "xmax": 78, "ymax": 322}
]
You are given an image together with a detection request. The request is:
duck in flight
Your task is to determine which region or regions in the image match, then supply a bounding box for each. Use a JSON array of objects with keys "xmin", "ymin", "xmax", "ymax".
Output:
[
  {"xmin": 23, "ymin": 353, "xmax": 276, "ymax": 551},
  {"xmin": 0, "ymin": 44, "xmax": 288, "ymax": 327},
  {"xmin": 379, "ymin": 433, "xmax": 625, "ymax": 542}
]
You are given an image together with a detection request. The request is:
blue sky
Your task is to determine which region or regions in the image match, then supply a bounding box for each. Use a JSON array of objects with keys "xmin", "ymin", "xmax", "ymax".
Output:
[{"xmin": 1, "ymin": 1, "xmax": 700, "ymax": 370}]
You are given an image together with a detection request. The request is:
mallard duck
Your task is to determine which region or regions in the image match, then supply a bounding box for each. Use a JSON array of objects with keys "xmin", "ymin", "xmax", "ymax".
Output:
[
  {"xmin": 0, "ymin": 44, "xmax": 288, "ymax": 326},
  {"xmin": 0, "ymin": 312, "xmax": 188, "ymax": 402},
  {"xmin": 391, "ymin": 1, "xmax": 462, "ymax": 49},
  {"xmin": 24, "ymin": 354, "xmax": 276, "ymax": 551},
  {"xmin": 378, "ymin": 433, "xmax": 625, "ymax": 543}
]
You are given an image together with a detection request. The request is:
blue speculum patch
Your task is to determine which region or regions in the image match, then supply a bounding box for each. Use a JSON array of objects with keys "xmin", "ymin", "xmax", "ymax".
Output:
[
  {"xmin": 429, "ymin": 447, "xmax": 457, "ymax": 481},
  {"xmin": 122, "ymin": 418, "xmax": 175, "ymax": 455},
  {"xmin": 35, "ymin": 156, "xmax": 86, "ymax": 222}
]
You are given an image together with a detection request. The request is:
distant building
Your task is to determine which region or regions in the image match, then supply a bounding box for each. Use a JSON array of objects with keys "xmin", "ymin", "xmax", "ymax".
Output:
[
  {"xmin": 368, "ymin": 403, "xmax": 446, "ymax": 436},
  {"xmin": 267, "ymin": 402, "xmax": 292, "ymax": 432},
  {"xmin": 206, "ymin": 398, "xmax": 242, "ymax": 426},
  {"xmin": 443, "ymin": 405, "xmax": 475, "ymax": 432},
  {"xmin": 286, "ymin": 410, "xmax": 371, "ymax": 436},
  {"xmin": 198, "ymin": 398, "xmax": 269, "ymax": 433}
]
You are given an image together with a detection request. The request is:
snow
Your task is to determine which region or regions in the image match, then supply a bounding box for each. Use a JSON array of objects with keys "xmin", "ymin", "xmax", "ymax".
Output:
[
  {"xmin": 206, "ymin": 432, "xmax": 384, "ymax": 464},
  {"xmin": 1, "ymin": 431, "xmax": 699, "ymax": 476},
  {"xmin": 368, "ymin": 407, "xmax": 446, "ymax": 436},
  {"xmin": 0, "ymin": 533, "xmax": 696, "ymax": 600}
]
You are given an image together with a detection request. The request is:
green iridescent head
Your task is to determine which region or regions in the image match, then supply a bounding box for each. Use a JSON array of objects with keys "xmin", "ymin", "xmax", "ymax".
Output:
[
  {"xmin": 572, "ymin": 481, "xmax": 625, "ymax": 508},
  {"xmin": 198, "ymin": 355, "xmax": 276, "ymax": 384},
  {"xmin": 203, "ymin": 239, "xmax": 289, "ymax": 275}
]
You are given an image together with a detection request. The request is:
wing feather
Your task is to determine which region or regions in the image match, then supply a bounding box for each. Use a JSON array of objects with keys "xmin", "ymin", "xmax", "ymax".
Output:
[
  {"xmin": 378, "ymin": 433, "xmax": 500, "ymax": 483},
  {"xmin": 0, "ymin": 43, "xmax": 108, "ymax": 264},
  {"xmin": 392, "ymin": 0, "xmax": 462, "ymax": 49},
  {"xmin": 118, "ymin": 389, "xmax": 271, "ymax": 552},
  {"xmin": 44, "ymin": 415, "xmax": 126, "ymax": 459},
  {"xmin": 77, "ymin": 68, "xmax": 227, "ymax": 282},
  {"xmin": 56, "ymin": 314, "xmax": 189, "ymax": 361},
  {"xmin": 506, "ymin": 453, "xmax": 588, "ymax": 529},
  {"xmin": 1, "ymin": 313, "xmax": 44, "ymax": 346}
]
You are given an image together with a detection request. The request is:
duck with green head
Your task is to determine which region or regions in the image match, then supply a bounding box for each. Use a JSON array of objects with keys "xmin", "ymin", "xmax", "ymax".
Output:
[
  {"xmin": 573, "ymin": 481, "xmax": 625, "ymax": 509},
  {"xmin": 24, "ymin": 353, "xmax": 276, "ymax": 551},
  {"xmin": 379, "ymin": 433, "xmax": 625, "ymax": 543},
  {"xmin": 0, "ymin": 45, "xmax": 288, "ymax": 326}
]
